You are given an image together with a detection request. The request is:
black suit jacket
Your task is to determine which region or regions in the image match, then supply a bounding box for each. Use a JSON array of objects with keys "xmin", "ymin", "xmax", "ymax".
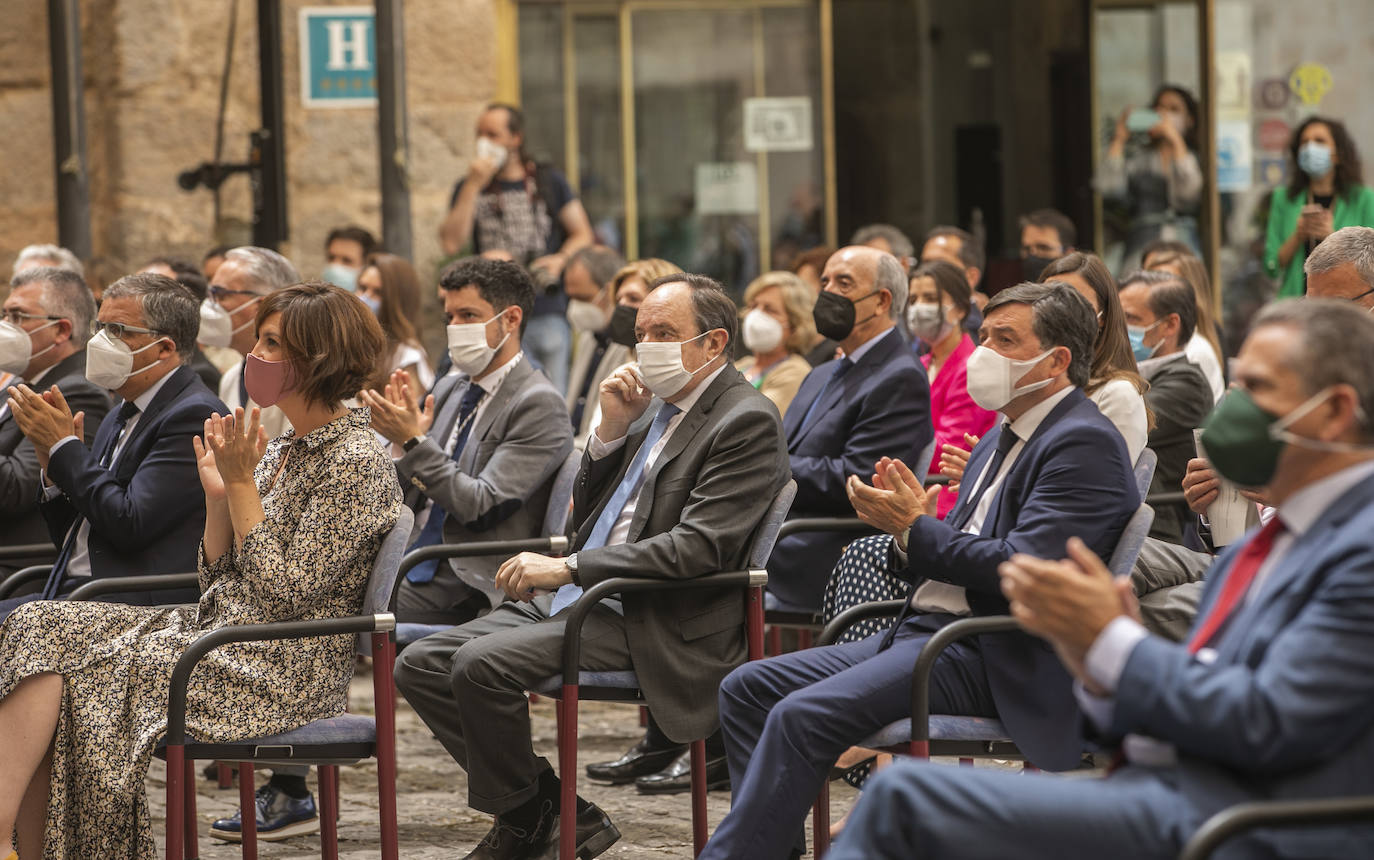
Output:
[
  {"xmin": 41, "ymin": 364, "xmax": 226, "ymax": 603},
  {"xmin": 0, "ymin": 350, "xmax": 112, "ymax": 566},
  {"xmin": 769, "ymin": 327, "xmax": 933, "ymax": 610},
  {"xmin": 571, "ymin": 365, "xmax": 791, "ymax": 743},
  {"xmin": 1141, "ymin": 354, "xmax": 1213, "ymax": 543}
]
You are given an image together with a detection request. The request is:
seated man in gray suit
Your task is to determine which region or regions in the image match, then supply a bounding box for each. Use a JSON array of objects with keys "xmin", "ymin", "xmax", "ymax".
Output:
[
  {"xmin": 831, "ymin": 298, "xmax": 1374, "ymax": 859},
  {"xmin": 396, "ymin": 274, "xmax": 791, "ymax": 860},
  {"xmin": 364, "ymin": 258, "xmax": 574, "ymax": 624},
  {"xmin": 0, "ymin": 267, "xmax": 111, "ymax": 576}
]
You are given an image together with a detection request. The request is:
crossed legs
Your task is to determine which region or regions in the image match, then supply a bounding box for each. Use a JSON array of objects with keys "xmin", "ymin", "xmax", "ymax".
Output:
[{"xmin": 0, "ymin": 673, "xmax": 62, "ymax": 857}]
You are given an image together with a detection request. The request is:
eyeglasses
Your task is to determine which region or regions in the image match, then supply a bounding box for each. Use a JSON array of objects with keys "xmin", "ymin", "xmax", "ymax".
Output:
[
  {"xmin": 1346, "ymin": 287, "xmax": 1374, "ymax": 305},
  {"xmin": 92, "ymin": 320, "xmax": 163, "ymax": 340},
  {"xmin": 1, "ymin": 310, "xmax": 63, "ymax": 326},
  {"xmin": 209, "ymin": 285, "xmax": 260, "ymax": 301}
]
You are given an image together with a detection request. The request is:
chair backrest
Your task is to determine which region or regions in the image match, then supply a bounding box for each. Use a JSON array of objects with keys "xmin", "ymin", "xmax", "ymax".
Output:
[
  {"xmin": 1107, "ymin": 502, "xmax": 1154, "ymax": 578},
  {"xmin": 747, "ymin": 480, "xmax": 798, "ymax": 568},
  {"xmin": 362, "ymin": 506, "xmax": 415, "ymax": 617},
  {"xmin": 913, "ymin": 438, "xmax": 937, "ymax": 483},
  {"xmin": 1133, "ymin": 448, "xmax": 1158, "ymax": 500},
  {"xmin": 542, "ymin": 448, "xmax": 584, "ymax": 538}
]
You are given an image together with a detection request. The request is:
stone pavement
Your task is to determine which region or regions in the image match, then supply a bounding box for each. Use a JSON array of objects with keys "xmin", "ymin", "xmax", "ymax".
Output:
[{"xmin": 145, "ymin": 672, "xmax": 866, "ymax": 858}]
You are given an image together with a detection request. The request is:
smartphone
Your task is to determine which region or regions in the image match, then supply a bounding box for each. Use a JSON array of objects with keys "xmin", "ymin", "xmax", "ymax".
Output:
[{"xmin": 1126, "ymin": 109, "xmax": 1161, "ymax": 133}]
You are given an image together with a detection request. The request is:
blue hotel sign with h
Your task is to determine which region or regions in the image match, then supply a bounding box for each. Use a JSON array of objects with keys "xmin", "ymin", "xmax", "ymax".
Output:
[{"xmin": 299, "ymin": 6, "xmax": 377, "ymax": 108}]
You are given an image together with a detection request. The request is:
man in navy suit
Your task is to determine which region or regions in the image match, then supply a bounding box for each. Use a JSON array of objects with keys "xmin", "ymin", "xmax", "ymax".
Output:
[
  {"xmin": 595, "ymin": 245, "xmax": 934, "ymax": 796},
  {"xmin": 767, "ymin": 244, "xmax": 933, "ymax": 612},
  {"xmin": 830, "ymin": 298, "xmax": 1374, "ymax": 859},
  {"xmin": 4, "ymin": 272, "xmax": 226, "ymax": 611},
  {"xmin": 0, "ymin": 267, "xmax": 111, "ymax": 575},
  {"xmin": 699, "ymin": 282, "xmax": 1138, "ymax": 860}
]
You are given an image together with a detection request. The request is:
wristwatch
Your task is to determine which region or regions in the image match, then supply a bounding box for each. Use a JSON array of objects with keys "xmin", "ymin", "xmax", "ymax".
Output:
[
  {"xmin": 402, "ymin": 435, "xmax": 424, "ymax": 452},
  {"xmin": 564, "ymin": 552, "xmax": 580, "ymax": 585}
]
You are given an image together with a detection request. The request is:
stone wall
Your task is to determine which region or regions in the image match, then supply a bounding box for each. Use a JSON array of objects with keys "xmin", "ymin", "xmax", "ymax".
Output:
[{"xmin": 0, "ymin": 0, "xmax": 499, "ymax": 306}]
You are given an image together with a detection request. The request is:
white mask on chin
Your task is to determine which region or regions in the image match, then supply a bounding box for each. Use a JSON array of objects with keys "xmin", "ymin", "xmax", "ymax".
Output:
[
  {"xmin": 635, "ymin": 331, "xmax": 714, "ymax": 399},
  {"xmin": 447, "ymin": 313, "xmax": 511, "ymax": 377},
  {"xmin": 963, "ymin": 345, "xmax": 1055, "ymax": 412}
]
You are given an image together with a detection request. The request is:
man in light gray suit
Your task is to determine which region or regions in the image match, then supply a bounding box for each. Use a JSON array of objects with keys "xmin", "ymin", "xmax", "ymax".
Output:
[
  {"xmin": 395, "ymin": 275, "xmax": 791, "ymax": 860},
  {"xmin": 365, "ymin": 258, "xmax": 573, "ymax": 624}
]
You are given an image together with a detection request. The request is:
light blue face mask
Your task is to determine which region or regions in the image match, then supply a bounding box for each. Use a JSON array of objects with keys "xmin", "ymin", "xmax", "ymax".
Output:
[
  {"xmin": 1298, "ymin": 141, "xmax": 1333, "ymax": 179},
  {"xmin": 322, "ymin": 263, "xmax": 359, "ymax": 292},
  {"xmin": 357, "ymin": 292, "xmax": 381, "ymax": 315},
  {"xmin": 1127, "ymin": 320, "xmax": 1162, "ymax": 362}
]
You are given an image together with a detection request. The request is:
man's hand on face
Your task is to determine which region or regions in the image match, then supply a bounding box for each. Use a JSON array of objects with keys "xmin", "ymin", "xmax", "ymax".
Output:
[{"xmin": 594, "ymin": 363, "xmax": 652, "ymax": 442}]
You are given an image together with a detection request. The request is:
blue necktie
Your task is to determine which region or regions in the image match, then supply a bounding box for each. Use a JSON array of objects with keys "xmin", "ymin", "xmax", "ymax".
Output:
[
  {"xmin": 798, "ymin": 357, "xmax": 853, "ymax": 433},
  {"xmin": 43, "ymin": 400, "xmax": 140, "ymax": 599},
  {"xmin": 405, "ymin": 384, "xmax": 487, "ymax": 583},
  {"xmin": 550, "ymin": 402, "xmax": 681, "ymax": 614}
]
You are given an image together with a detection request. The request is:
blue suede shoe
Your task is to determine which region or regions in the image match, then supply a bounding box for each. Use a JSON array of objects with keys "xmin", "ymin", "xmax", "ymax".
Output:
[{"xmin": 209, "ymin": 783, "xmax": 320, "ymax": 842}]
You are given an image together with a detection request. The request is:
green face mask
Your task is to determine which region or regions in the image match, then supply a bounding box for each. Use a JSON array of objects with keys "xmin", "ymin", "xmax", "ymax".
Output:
[{"xmin": 1200, "ymin": 386, "xmax": 1354, "ymax": 488}]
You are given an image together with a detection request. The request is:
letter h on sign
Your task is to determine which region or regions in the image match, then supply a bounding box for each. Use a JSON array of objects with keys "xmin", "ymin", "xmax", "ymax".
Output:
[{"xmin": 300, "ymin": 7, "xmax": 377, "ymax": 109}]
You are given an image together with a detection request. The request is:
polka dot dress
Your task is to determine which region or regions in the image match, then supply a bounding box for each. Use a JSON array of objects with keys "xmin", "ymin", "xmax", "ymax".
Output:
[{"xmin": 822, "ymin": 534, "xmax": 914, "ymax": 644}]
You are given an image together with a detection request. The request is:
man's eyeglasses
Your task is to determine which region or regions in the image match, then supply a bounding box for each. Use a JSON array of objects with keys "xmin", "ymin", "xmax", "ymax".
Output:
[
  {"xmin": 1, "ymin": 310, "xmax": 64, "ymax": 326},
  {"xmin": 209, "ymin": 285, "xmax": 259, "ymax": 301},
  {"xmin": 1346, "ymin": 287, "xmax": 1374, "ymax": 305},
  {"xmin": 92, "ymin": 320, "xmax": 163, "ymax": 340}
]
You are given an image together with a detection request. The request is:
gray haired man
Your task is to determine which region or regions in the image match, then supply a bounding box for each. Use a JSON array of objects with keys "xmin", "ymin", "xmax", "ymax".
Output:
[
  {"xmin": 1306, "ymin": 225, "xmax": 1374, "ymax": 308},
  {"xmin": 203, "ymin": 246, "xmax": 300, "ymax": 440}
]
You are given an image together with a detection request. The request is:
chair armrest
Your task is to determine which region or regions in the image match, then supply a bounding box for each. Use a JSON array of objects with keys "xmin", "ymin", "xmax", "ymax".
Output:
[
  {"xmin": 0, "ymin": 543, "xmax": 57, "ymax": 563},
  {"xmin": 817, "ymin": 599, "xmax": 908, "ymax": 647},
  {"xmin": 0, "ymin": 565, "xmax": 52, "ymax": 600},
  {"xmin": 66, "ymin": 572, "xmax": 199, "ymax": 601},
  {"xmin": 1178, "ymin": 796, "xmax": 1374, "ymax": 860},
  {"xmin": 558, "ymin": 570, "xmax": 768, "ymax": 681},
  {"xmin": 776, "ymin": 517, "xmax": 879, "ymax": 542},
  {"xmin": 397, "ymin": 536, "xmax": 570, "ymax": 594},
  {"xmin": 165, "ymin": 612, "xmax": 397, "ymax": 746},
  {"xmin": 910, "ymin": 616, "xmax": 1022, "ymax": 742}
]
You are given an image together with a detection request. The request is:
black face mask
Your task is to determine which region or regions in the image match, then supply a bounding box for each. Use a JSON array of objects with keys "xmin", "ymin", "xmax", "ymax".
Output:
[
  {"xmin": 608, "ymin": 304, "xmax": 639, "ymax": 347},
  {"xmin": 1023, "ymin": 255, "xmax": 1059, "ymax": 283},
  {"xmin": 812, "ymin": 290, "xmax": 879, "ymax": 342}
]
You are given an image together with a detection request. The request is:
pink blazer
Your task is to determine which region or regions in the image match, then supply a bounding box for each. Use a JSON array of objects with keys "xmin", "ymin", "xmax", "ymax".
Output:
[{"xmin": 921, "ymin": 334, "xmax": 998, "ymax": 519}]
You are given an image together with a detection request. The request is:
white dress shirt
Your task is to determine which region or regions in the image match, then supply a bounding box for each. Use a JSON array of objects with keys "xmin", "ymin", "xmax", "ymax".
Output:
[
  {"xmin": 586, "ymin": 363, "xmax": 728, "ymax": 550},
  {"xmin": 906, "ymin": 386, "xmax": 1077, "ymax": 616},
  {"xmin": 411, "ymin": 352, "xmax": 524, "ymax": 537},
  {"xmin": 1076, "ymin": 457, "xmax": 1374, "ymax": 766},
  {"xmin": 45, "ymin": 370, "xmax": 179, "ymax": 581}
]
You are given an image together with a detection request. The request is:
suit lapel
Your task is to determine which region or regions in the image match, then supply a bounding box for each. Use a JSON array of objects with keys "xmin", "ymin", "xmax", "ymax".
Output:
[
  {"xmin": 430, "ymin": 374, "xmax": 467, "ymax": 447},
  {"xmin": 945, "ymin": 425, "xmax": 1000, "ymax": 527},
  {"xmin": 461, "ymin": 359, "xmax": 530, "ymax": 471},
  {"xmin": 112, "ymin": 366, "xmax": 194, "ymax": 473}
]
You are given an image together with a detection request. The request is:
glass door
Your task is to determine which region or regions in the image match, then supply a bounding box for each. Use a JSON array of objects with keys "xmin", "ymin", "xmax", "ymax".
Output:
[{"xmin": 514, "ymin": 0, "xmax": 833, "ymax": 297}]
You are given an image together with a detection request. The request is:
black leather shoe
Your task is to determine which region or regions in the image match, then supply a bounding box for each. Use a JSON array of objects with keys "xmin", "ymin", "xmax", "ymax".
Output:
[
  {"xmin": 585, "ymin": 737, "xmax": 686, "ymax": 784},
  {"xmin": 462, "ymin": 802, "xmax": 556, "ymax": 860},
  {"xmin": 634, "ymin": 749, "xmax": 730, "ymax": 795},
  {"xmin": 534, "ymin": 802, "xmax": 621, "ymax": 860}
]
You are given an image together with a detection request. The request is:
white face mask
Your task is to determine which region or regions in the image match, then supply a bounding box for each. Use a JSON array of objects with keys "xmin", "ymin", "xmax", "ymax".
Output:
[
  {"xmin": 447, "ymin": 313, "xmax": 511, "ymax": 377},
  {"xmin": 635, "ymin": 331, "xmax": 714, "ymax": 399},
  {"xmin": 742, "ymin": 309, "xmax": 784, "ymax": 354},
  {"xmin": 566, "ymin": 299, "xmax": 609, "ymax": 334},
  {"xmin": 86, "ymin": 328, "xmax": 168, "ymax": 391},
  {"xmin": 0, "ymin": 319, "xmax": 59, "ymax": 376},
  {"xmin": 199, "ymin": 297, "xmax": 258, "ymax": 349},
  {"xmin": 964, "ymin": 345, "xmax": 1055, "ymax": 412},
  {"xmin": 475, "ymin": 137, "xmax": 509, "ymax": 168},
  {"xmin": 905, "ymin": 302, "xmax": 952, "ymax": 345}
]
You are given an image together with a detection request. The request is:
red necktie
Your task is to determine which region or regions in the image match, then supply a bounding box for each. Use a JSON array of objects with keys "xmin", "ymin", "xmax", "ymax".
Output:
[{"xmin": 1188, "ymin": 517, "xmax": 1286, "ymax": 653}]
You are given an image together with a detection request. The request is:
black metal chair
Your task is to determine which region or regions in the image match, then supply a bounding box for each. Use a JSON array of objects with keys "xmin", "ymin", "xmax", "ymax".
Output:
[{"xmin": 1178, "ymin": 796, "xmax": 1374, "ymax": 860}]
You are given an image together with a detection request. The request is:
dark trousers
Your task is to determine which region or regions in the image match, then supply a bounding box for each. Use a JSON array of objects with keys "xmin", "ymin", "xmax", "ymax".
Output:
[
  {"xmin": 701, "ymin": 613, "xmax": 998, "ymax": 860},
  {"xmin": 393, "ymin": 593, "xmax": 634, "ymax": 815},
  {"xmin": 828, "ymin": 760, "xmax": 1196, "ymax": 860}
]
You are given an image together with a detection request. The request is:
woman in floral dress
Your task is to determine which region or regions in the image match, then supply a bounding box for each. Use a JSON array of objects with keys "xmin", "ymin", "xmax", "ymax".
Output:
[{"xmin": 0, "ymin": 282, "xmax": 401, "ymax": 859}]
